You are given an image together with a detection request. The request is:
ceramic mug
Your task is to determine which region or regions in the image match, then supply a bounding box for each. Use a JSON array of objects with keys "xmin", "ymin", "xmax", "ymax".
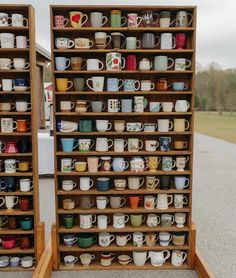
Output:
[
  {"xmin": 99, "ymin": 232, "xmax": 115, "ymax": 247},
  {"xmin": 95, "ymin": 137, "xmax": 113, "ymax": 152},
  {"xmin": 87, "ymin": 58, "xmax": 104, "ymax": 71},
  {"xmin": 55, "ymin": 37, "xmax": 74, "ymax": 49},
  {"xmin": 175, "ymin": 100, "xmax": 190, "ymax": 112},
  {"xmin": 0, "ymin": 33, "xmax": 15, "ymax": 48},
  {"xmin": 154, "ymin": 55, "xmax": 174, "ymax": 71},
  {"xmin": 174, "ymin": 119, "xmax": 190, "ymax": 132},
  {"xmin": 64, "ymin": 255, "xmax": 78, "ymax": 267},
  {"xmin": 79, "ymin": 177, "xmax": 94, "ymax": 191},
  {"xmin": 174, "ymin": 176, "xmax": 190, "ymax": 189},
  {"xmin": 159, "ymin": 232, "xmax": 172, "ymax": 247},
  {"xmin": 56, "ymin": 78, "xmax": 73, "ymax": 92},
  {"xmin": 106, "ymin": 52, "xmax": 125, "ymax": 71},
  {"xmin": 176, "ymin": 156, "xmax": 189, "ymax": 171},
  {"xmin": 157, "ymin": 193, "xmax": 173, "ymax": 210},
  {"xmin": 133, "ymin": 232, "xmax": 145, "ymax": 247},
  {"xmin": 124, "ymin": 79, "xmax": 140, "ymax": 91},
  {"xmin": 12, "ymin": 14, "xmax": 28, "ymax": 27},
  {"xmin": 128, "ymin": 138, "xmax": 143, "ymax": 152},
  {"xmin": 71, "ymin": 57, "xmax": 86, "ymax": 71},
  {"xmin": 175, "ymin": 58, "xmax": 191, "ymax": 71},
  {"xmin": 127, "ymin": 13, "xmax": 142, "ymax": 27},
  {"xmin": 4, "ymin": 159, "xmax": 19, "ymax": 174},
  {"xmin": 86, "ymin": 76, "xmax": 104, "ymax": 92},
  {"xmin": 0, "ymin": 13, "xmax": 11, "ymax": 26},
  {"xmin": 54, "ymin": 15, "xmax": 69, "ymax": 28},
  {"xmin": 114, "ymin": 139, "xmax": 128, "ymax": 152},
  {"xmin": 133, "ymin": 251, "xmax": 148, "ymax": 267},
  {"xmin": 175, "ymin": 213, "xmax": 186, "ymax": 228},
  {"xmin": 174, "ymin": 194, "xmax": 188, "ymax": 208},
  {"xmin": 74, "ymin": 38, "xmax": 93, "ymax": 49},
  {"xmin": 148, "ymin": 250, "xmax": 170, "ymax": 267},
  {"xmin": 69, "ymin": 11, "xmax": 88, "ymax": 28},
  {"xmin": 175, "ymin": 11, "xmax": 193, "ymax": 27},
  {"xmin": 113, "ymin": 213, "xmax": 129, "ymax": 229},
  {"xmin": 98, "ymin": 215, "xmax": 110, "ymax": 230},
  {"xmin": 145, "ymin": 232, "xmax": 158, "ymax": 247},
  {"xmin": 100, "ymin": 252, "xmax": 115, "ymax": 267},
  {"xmin": 19, "ymin": 179, "xmax": 33, "ymax": 192},
  {"xmin": 157, "ymin": 119, "xmax": 173, "ymax": 132},
  {"xmin": 159, "ymin": 137, "xmax": 171, "ymax": 152},
  {"xmin": 79, "ymin": 214, "xmax": 96, "ymax": 229},
  {"xmin": 125, "ymin": 37, "xmax": 141, "ymax": 50},
  {"xmin": 141, "ymin": 80, "xmax": 155, "ymax": 91},
  {"xmin": 62, "ymin": 180, "xmax": 77, "ymax": 191},
  {"xmin": 91, "ymin": 12, "xmax": 108, "ymax": 27},
  {"xmin": 146, "ymin": 176, "xmax": 159, "ymax": 190},
  {"xmin": 87, "ymin": 157, "xmax": 101, "ymax": 173},
  {"xmin": 130, "ymin": 214, "xmax": 145, "ymax": 227},
  {"xmin": 0, "ymin": 118, "xmax": 17, "ymax": 133},
  {"xmin": 144, "ymin": 195, "xmax": 157, "ymax": 210},
  {"xmin": 96, "ymin": 120, "xmax": 112, "ymax": 132},
  {"xmin": 146, "ymin": 213, "xmax": 160, "ymax": 228},
  {"xmin": 95, "ymin": 32, "xmax": 111, "ymax": 49},
  {"xmin": 160, "ymin": 33, "xmax": 176, "ymax": 49},
  {"xmin": 116, "ymin": 234, "xmax": 132, "ymax": 247},
  {"xmin": 107, "ymin": 78, "xmax": 124, "ymax": 92},
  {"xmin": 171, "ymin": 250, "xmax": 187, "ymax": 267},
  {"xmin": 96, "ymin": 196, "xmax": 109, "ymax": 210},
  {"xmin": 110, "ymin": 10, "xmax": 127, "ymax": 27},
  {"xmin": 79, "ymin": 253, "xmax": 95, "ymax": 266},
  {"xmin": 162, "ymin": 156, "xmax": 176, "ymax": 171},
  {"xmin": 128, "ymin": 177, "xmax": 144, "ymax": 190},
  {"xmin": 91, "ymin": 101, "xmax": 106, "ymax": 112},
  {"xmin": 145, "ymin": 140, "xmax": 159, "ymax": 152},
  {"xmin": 110, "ymin": 196, "xmax": 126, "ymax": 209},
  {"xmin": 161, "ymin": 214, "xmax": 175, "ymax": 227},
  {"xmin": 15, "ymin": 101, "xmax": 31, "ymax": 112}
]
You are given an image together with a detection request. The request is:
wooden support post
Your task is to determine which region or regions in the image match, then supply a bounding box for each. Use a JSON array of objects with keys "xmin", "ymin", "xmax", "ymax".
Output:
[
  {"xmin": 52, "ymin": 223, "xmax": 59, "ymax": 270},
  {"xmin": 195, "ymin": 249, "xmax": 215, "ymax": 278},
  {"xmin": 33, "ymin": 240, "xmax": 52, "ymax": 278},
  {"xmin": 36, "ymin": 222, "xmax": 45, "ymax": 263},
  {"xmin": 189, "ymin": 222, "xmax": 196, "ymax": 268}
]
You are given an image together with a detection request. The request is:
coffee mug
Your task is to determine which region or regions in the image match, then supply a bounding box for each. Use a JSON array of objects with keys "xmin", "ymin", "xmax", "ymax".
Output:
[
  {"xmin": 79, "ymin": 214, "xmax": 96, "ymax": 229},
  {"xmin": 171, "ymin": 250, "xmax": 187, "ymax": 267},
  {"xmin": 96, "ymin": 120, "xmax": 112, "ymax": 132},
  {"xmin": 175, "ymin": 100, "xmax": 190, "ymax": 112},
  {"xmin": 95, "ymin": 32, "xmax": 111, "ymax": 49},
  {"xmin": 69, "ymin": 11, "xmax": 88, "ymax": 28},
  {"xmin": 91, "ymin": 12, "xmax": 108, "ymax": 27},
  {"xmin": 54, "ymin": 15, "xmax": 69, "ymax": 28},
  {"xmin": 146, "ymin": 176, "xmax": 160, "ymax": 190},
  {"xmin": 56, "ymin": 78, "xmax": 73, "ymax": 92},
  {"xmin": 62, "ymin": 180, "xmax": 77, "ymax": 191},
  {"xmin": 157, "ymin": 193, "xmax": 173, "ymax": 210},
  {"xmin": 55, "ymin": 57, "xmax": 70, "ymax": 71},
  {"xmin": 55, "ymin": 37, "xmax": 74, "ymax": 49},
  {"xmin": 87, "ymin": 157, "xmax": 100, "ymax": 173},
  {"xmin": 75, "ymin": 38, "xmax": 93, "ymax": 49},
  {"xmin": 174, "ymin": 119, "xmax": 190, "ymax": 132},
  {"xmin": 87, "ymin": 58, "xmax": 104, "ymax": 71},
  {"xmin": 174, "ymin": 194, "xmax": 188, "ymax": 208},
  {"xmin": 79, "ymin": 253, "xmax": 95, "ymax": 266},
  {"xmin": 147, "ymin": 214, "xmax": 160, "ymax": 227},
  {"xmin": 96, "ymin": 196, "xmax": 109, "ymax": 210},
  {"xmin": 60, "ymin": 99, "xmax": 75, "ymax": 111},
  {"xmin": 107, "ymin": 78, "xmax": 124, "ymax": 92},
  {"xmin": 86, "ymin": 76, "xmax": 104, "ymax": 92},
  {"xmin": 71, "ymin": 57, "xmax": 86, "ymax": 71},
  {"xmin": 175, "ymin": 58, "xmax": 191, "ymax": 71},
  {"xmin": 98, "ymin": 215, "xmax": 110, "ymax": 230},
  {"xmin": 99, "ymin": 232, "xmax": 115, "ymax": 247},
  {"xmin": 162, "ymin": 156, "xmax": 176, "ymax": 171},
  {"xmin": 106, "ymin": 52, "xmax": 125, "ymax": 71},
  {"xmin": 128, "ymin": 177, "xmax": 144, "ymax": 190},
  {"xmin": 157, "ymin": 119, "xmax": 173, "ymax": 132},
  {"xmin": 130, "ymin": 214, "xmax": 145, "ymax": 227},
  {"xmin": 113, "ymin": 213, "xmax": 129, "ymax": 229},
  {"xmin": 174, "ymin": 176, "xmax": 190, "ymax": 189},
  {"xmin": 176, "ymin": 10, "xmax": 193, "ymax": 27}
]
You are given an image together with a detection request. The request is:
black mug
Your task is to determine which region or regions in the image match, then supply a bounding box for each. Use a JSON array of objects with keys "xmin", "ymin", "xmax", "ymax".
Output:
[
  {"xmin": 18, "ymin": 139, "xmax": 31, "ymax": 153},
  {"xmin": 0, "ymin": 178, "xmax": 6, "ymax": 191},
  {"xmin": 5, "ymin": 177, "xmax": 16, "ymax": 192},
  {"xmin": 160, "ymin": 176, "xmax": 171, "ymax": 190}
]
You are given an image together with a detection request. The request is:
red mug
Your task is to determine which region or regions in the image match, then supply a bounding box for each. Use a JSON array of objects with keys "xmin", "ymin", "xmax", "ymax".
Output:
[
  {"xmin": 126, "ymin": 55, "xmax": 137, "ymax": 71},
  {"xmin": 20, "ymin": 236, "xmax": 31, "ymax": 250},
  {"xmin": 1, "ymin": 235, "xmax": 17, "ymax": 249},
  {"xmin": 176, "ymin": 33, "xmax": 187, "ymax": 49},
  {"xmin": 19, "ymin": 198, "xmax": 30, "ymax": 211},
  {"xmin": 129, "ymin": 196, "xmax": 142, "ymax": 209}
]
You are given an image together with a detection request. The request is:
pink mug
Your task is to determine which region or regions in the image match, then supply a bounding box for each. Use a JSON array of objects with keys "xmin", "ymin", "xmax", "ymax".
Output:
[{"xmin": 54, "ymin": 15, "xmax": 69, "ymax": 28}]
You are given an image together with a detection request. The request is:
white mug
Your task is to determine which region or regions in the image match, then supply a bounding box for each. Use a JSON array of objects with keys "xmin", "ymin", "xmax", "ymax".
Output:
[
  {"xmin": 15, "ymin": 101, "xmax": 31, "ymax": 112},
  {"xmin": 108, "ymin": 99, "xmax": 120, "ymax": 113},
  {"xmin": 86, "ymin": 76, "xmax": 104, "ymax": 92},
  {"xmin": 12, "ymin": 14, "xmax": 28, "ymax": 27},
  {"xmin": 0, "ymin": 13, "xmax": 11, "ymax": 26},
  {"xmin": 174, "ymin": 176, "xmax": 190, "ymax": 190},
  {"xmin": 175, "ymin": 213, "xmax": 186, "ymax": 228},
  {"xmin": 16, "ymin": 36, "xmax": 29, "ymax": 48},
  {"xmin": 175, "ymin": 58, "xmax": 191, "ymax": 71},
  {"xmin": 98, "ymin": 215, "xmax": 110, "ymax": 230},
  {"xmin": 96, "ymin": 120, "xmax": 112, "ymax": 132},
  {"xmin": 96, "ymin": 196, "xmax": 109, "ymax": 210},
  {"xmin": 133, "ymin": 232, "xmax": 145, "ymax": 247},
  {"xmin": 80, "ymin": 214, "xmax": 96, "ymax": 229},
  {"xmin": 159, "ymin": 232, "xmax": 172, "ymax": 247},
  {"xmin": 75, "ymin": 38, "xmax": 93, "ymax": 49},
  {"xmin": 114, "ymin": 139, "xmax": 127, "ymax": 152},
  {"xmin": 13, "ymin": 58, "xmax": 30, "ymax": 70},
  {"xmin": 0, "ymin": 58, "xmax": 13, "ymax": 69},
  {"xmin": 79, "ymin": 177, "xmax": 94, "ymax": 191},
  {"xmin": 140, "ymin": 80, "xmax": 155, "ymax": 91},
  {"xmin": 128, "ymin": 177, "xmax": 144, "ymax": 190},
  {"xmin": 116, "ymin": 234, "xmax": 132, "ymax": 247},
  {"xmin": 99, "ymin": 232, "xmax": 115, "ymax": 247},
  {"xmin": 4, "ymin": 159, "xmax": 19, "ymax": 173},
  {"xmin": 61, "ymin": 158, "xmax": 75, "ymax": 173},
  {"xmin": 2, "ymin": 79, "xmax": 13, "ymax": 92},
  {"xmin": 113, "ymin": 213, "xmax": 129, "ymax": 229},
  {"xmin": 128, "ymin": 138, "xmax": 143, "ymax": 152},
  {"xmin": 64, "ymin": 255, "xmax": 78, "ymax": 267},
  {"xmin": 144, "ymin": 195, "xmax": 157, "ymax": 210},
  {"xmin": 79, "ymin": 254, "xmax": 95, "ymax": 266},
  {"xmin": 148, "ymin": 250, "xmax": 170, "ymax": 267},
  {"xmin": 60, "ymin": 101, "xmax": 75, "ymax": 112},
  {"xmin": 0, "ymin": 33, "xmax": 15, "ymax": 48},
  {"xmin": 86, "ymin": 59, "xmax": 104, "ymax": 71},
  {"xmin": 145, "ymin": 140, "xmax": 159, "ymax": 152},
  {"xmin": 160, "ymin": 33, "xmax": 176, "ymax": 49},
  {"xmin": 176, "ymin": 156, "xmax": 189, "ymax": 171},
  {"xmin": 133, "ymin": 251, "xmax": 148, "ymax": 267},
  {"xmin": 19, "ymin": 178, "xmax": 33, "ymax": 192},
  {"xmin": 91, "ymin": 12, "xmax": 108, "ymax": 27},
  {"xmin": 1, "ymin": 118, "xmax": 17, "ymax": 133},
  {"xmin": 174, "ymin": 194, "xmax": 188, "ymax": 208},
  {"xmin": 62, "ymin": 180, "xmax": 77, "ymax": 191},
  {"xmin": 171, "ymin": 250, "xmax": 187, "ymax": 267},
  {"xmin": 162, "ymin": 102, "xmax": 173, "ymax": 112},
  {"xmin": 175, "ymin": 100, "xmax": 190, "ymax": 112},
  {"xmin": 5, "ymin": 196, "xmax": 19, "ymax": 209},
  {"xmin": 95, "ymin": 137, "xmax": 113, "ymax": 152},
  {"xmin": 146, "ymin": 213, "xmax": 160, "ymax": 227},
  {"xmin": 157, "ymin": 194, "xmax": 173, "ymax": 210},
  {"xmin": 157, "ymin": 119, "xmax": 173, "ymax": 132}
]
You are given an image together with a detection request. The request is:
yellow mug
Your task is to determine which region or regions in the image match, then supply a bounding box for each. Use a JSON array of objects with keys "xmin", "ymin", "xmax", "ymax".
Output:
[
  {"xmin": 56, "ymin": 78, "xmax": 73, "ymax": 92},
  {"xmin": 174, "ymin": 141, "xmax": 188, "ymax": 149},
  {"xmin": 146, "ymin": 156, "xmax": 161, "ymax": 172},
  {"xmin": 19, "ymin": 161, "xmax": 32, "ymax": 172},
  {"xmin": 69, "ymin": 11, "xmax": 88, "ymax": 28},
  {"xmin": 75, "ymin": 161, "xmax": 87, "ymax": 172},
  {"xmin": 174, "ymin": 119, "xmax": 190, "ymax": 132}
]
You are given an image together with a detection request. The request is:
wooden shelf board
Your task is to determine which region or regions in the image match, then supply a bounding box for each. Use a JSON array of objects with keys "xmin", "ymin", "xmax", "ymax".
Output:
[
  {"xmin": 53, "ymin": 27, "xmax": 194, "ymax": 32},
  {"xmin": 0, "ymin": 112, "xmax": 31, "ymax": 116},
  {"xmin": 57, "ymin": 189, "xmax": 191, "ymax": 195},
  {"xmin": 0, "ymin": 26, "xmax": 29, "ymax": 31},
  {"xmin": 0, "ymin": 132, "xmax": 31, "ymax": 136},
  {"xmin": 59, "ymin": 243, "xmax": 189, "ymax": 252},
  {"xmin": 0, "ymin": 266, "xmax": 35, "ymax": 272},
  {"xmin": 0, "ymin": 209, "xmax": 34, "ymax": 215},
  {"xmin": 0, "ymin": 152, "xmax": 32, "ymax": 157},
  {"xmin": 0, "ymin": 91, "xmax": 31, "ymax": 95},
  {"xmin": 0, "ymin": 172, "xmax": 33, "ymax": 176},
  {"xmin": 0, "ymin": 190, "xmax": 33, "ymax": 196},
  {"xmin": 56, "ymin": 170, "xmax": 191, "ymax": 176},
  {"xmin": 54, "ymin": 49, "xmax": 194, "ymax": 53},
  {"xmin": 58, "ymin": 207, "xmax": 190, "ymax": 214},
  {"xmin": 56, "ymin": 131, "xmax": 192, "ymax": 136},
  {"xmin": 56, "ymin": 151, "xmax": 191, "ymax": 156},
  {"xmin": 0, "ymin": 228, "xmax": 34, "ymax": 234},
  {"xmin": 0, "ymin": 70, "xmax": 30, "ymax": 73},
  {"xmin": 58, "ymin": 225, "xmax": 189, "ymax": 233},
  {"xmin": 0, "ymin": 247, "xmax": 34, "ymax": 254},
  {"xmin": 55, "ymin": 91, "xmax": 193, "ymax": 95},
  {"xmin": 54, "ymin": 70, "xmax": 193, "ymax": 74},
  {"xmin": 0, "ymin": 48, "xmax": 29, "ymax": 52},
  {"xmin": 55, "ymin": 112, "xmax": 192, "ymax": 116}
]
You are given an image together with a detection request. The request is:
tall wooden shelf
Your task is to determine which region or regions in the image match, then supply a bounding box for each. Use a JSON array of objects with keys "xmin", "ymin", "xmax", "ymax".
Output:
[
  {"xmin": 0, "ymin": 4, "xmax": 41, "ymax": 270},
  {"xmin": 51, "ymin": 5, "xmax": 196, "ymax": 270}
]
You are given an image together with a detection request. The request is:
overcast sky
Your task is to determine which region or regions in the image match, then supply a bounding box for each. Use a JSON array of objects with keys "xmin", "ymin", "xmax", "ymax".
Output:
[{"xmin": 1, "ymin": 0, "xmax": 235, "ymax": 69}]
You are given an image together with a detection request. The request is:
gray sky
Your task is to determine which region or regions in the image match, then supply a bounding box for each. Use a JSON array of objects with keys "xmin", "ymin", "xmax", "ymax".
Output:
[{"xmin": 1, "ymin": 0, "xmax": 235, "ymax": 69}]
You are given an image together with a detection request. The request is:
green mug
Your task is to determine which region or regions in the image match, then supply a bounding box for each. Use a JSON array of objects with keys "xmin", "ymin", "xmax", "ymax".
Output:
[
  {"xmin": 110, "ymin": 10, "xmax": 127, "ymax": 27},
  {"xmin": 79, "ymin": 120, "xmax": 94, "ymax": 132},
  {"xmin": 130, "ymin": 214, "xmax": 146, "ymax": 227},
  {"xmin": 154, "ymin": 56, "xmax": 174, "ymax": 71},
  {"xmin": 20, "ymin": 217, "xmax": 33, "ymax": 230},
  {"xmin": 0, "ymin": 216, "xmax": 8, "ymax": 229},
  {"xmin": 63, "ymin": 214, "xmax": 75, "ymax": 229},
  {"xmin": 77, "ymin": 233, "xmax": 97, "ymax": 248},
  {"xmin": 73, "ymin": 78, "xmax": 85, "ymax": 91}
]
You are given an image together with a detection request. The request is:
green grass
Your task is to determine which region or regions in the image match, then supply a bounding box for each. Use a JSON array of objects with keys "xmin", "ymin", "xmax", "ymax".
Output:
[{"xmin": 195, "ymin": 112, "xmax": 236, "ymax": 144}]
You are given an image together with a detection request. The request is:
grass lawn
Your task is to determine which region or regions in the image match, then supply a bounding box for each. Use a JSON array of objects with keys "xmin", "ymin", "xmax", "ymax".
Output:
[{"xmin": 195, "ymin": 112, "xmax": 236, "ymax": 144}]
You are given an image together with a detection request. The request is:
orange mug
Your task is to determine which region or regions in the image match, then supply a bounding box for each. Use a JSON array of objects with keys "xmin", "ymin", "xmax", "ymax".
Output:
[
  {"xmin": 19, "ymin": 161, "xmax": 32, "ymax": 172},
  {"xmin": 129, "ymin": 196, "xmax": 142, "ymax": 209},
  {"xmin": 156, "ymin": 78, "xmax": 172, "ymax": 91},
  {"xmin": 17, "ymin": 120, "xmax": 31, "ymax": 132}
]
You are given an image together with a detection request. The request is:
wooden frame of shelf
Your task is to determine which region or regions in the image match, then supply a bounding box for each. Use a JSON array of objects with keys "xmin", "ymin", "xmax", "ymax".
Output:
[
  {"xmin": 50, "ymin": 4, "xmax": 199, "ymax": 272},
  {"xmin": 0, "ymin": 4, "xmax": 44, "ymax": 271}
]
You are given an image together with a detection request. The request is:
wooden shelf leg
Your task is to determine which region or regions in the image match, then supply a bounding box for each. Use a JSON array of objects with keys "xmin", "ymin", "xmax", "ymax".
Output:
[
  {"xmin": 52, "ymin": 223, "xmax": 59, "ymax": 270},
  {"xmin": 36, "ymin": 222, "xmax": 45, "ymax": 263},
  {"xmin": 188, "ymin": 221, "xmax": 196, "ymax": 268}
]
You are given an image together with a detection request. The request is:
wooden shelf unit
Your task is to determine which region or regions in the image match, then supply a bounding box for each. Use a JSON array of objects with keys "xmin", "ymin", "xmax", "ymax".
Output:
[
  {"xmin": 51, "ymin": 5, "xmax": 196, "ymax": 271},
  {"xmin": 0, "ymin": 4, "xmax": 40, "ymax": 270}
]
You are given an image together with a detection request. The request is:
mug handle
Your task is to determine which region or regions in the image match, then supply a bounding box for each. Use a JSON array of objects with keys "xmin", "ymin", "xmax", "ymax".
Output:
[
  {"xmin": 121, "ymin": 57, "xmax": 126, "ymax": 69},
  {"xmin": 136, "ymin": 17, "xmax": 143, "ymax": 26},
  {"xmin": 120, "ymin": 197, "xmax": 126, "ymax": 208},
  {"xmin": 107, "ymin": 123, "xmax": 112, "ymax": 131},
  {"xmin": 167, "ymin": 58, "xmax": 175, "ymax": 69},
  {"xmin": 73, "ymin": 182, "xmax": 77, "ymax": 189},
  {"xmin": 172, "ymin": 159, "xmax": 176, "ymax": 168},
  {"xmin": 23, "ymin": 18, "xmax": 29, "ymax": 27},
  {"xmin": 185, "ymin": 120, "xmax": 190, "ymax": 130},
  {"xmin": 126, "ymin": 234, "xmax": 132, "ymax": 241},
  {"xmin": 136, "ymin": 40, "xmax": 141, "ymax": 49},
  {"xmin": 90, "ymin": 140, "xmax": 95, "ymax": 149},
  {"xmin": 120, "ymin": 34, "xmax": 126, "ymax": 48},
  {"xmin": 139, "ymin": 177, "xmax": 145, "ymax": 187},
  {"xmin": 181, "ymin": 251, "xmax": 188, "ymax": 263},
  {"xmin": 86, "ymin": 78, "xmax": 94, "ymax": 91},
  {"xmin": 153, "ymin": 13, "xmax": 159, "ymax": 24},
  {"xmin": 79, "ymin": 59, "xmax": 87, "ymax": 70},
  {"xmin": 141, "ymin": 215, "xmax": 146, "ymax": 224},
  {"xmin": 13, "ymin": 196, "xmax": 19, "ymax": 206},
  {"xmin": 167, "ymin": 195, "xmax": 173, "ymax": 206},
  {"xmin": 70, "ymin": 102, "xmax": 75, "ymax": 110},
  {"xmin": 185, "ymin": 156, "xmax": 190, "ymax": 163},
  {"xmin": 184, "ymin": 84, "xmax": 188, "ymax": 90},
  {"xmin": 183, "ymin": 196, "xmax": 188, "ymax": 205},
  {"xmin": 124, "ymin": 161, "xmax": 129, "ymax": 170},
  {"xmin": 69, "ymin": 40, "xmax": 75, "ymax": 48},
  {"xmin": 89, "ymin": 40, "xmax": 94, "ymax": 48},
  {"xmin": 66, "ymin": 81, "xmax": 73, "ymax": 91},
  {"xmin": 73, "ymin": 139, "xmax": 79, "ymax": 150},
  {"xmin": 170, "ymin": 18, "xmax": 176, "ymax": 26},
  {"xmin": 89, "ymin": 179, "xmax": 94, "ymax": 189},
  {"xmin": 171, "ymin": 215, "xmax": 175, "ymax": 224},
  {"xmin": 118, "ymin": 79, "xmax": 124, "ymax": 90},
  {"xmin": 92, "ymin": 214, "xmax": 96, "ymax": 223},
  {"xmin": 98, "ymin": 60, "xmax": 104, "ymax": 70},
  {"xmin": 188, "ymin": 13, "xmax": 193, "ymax": 26},
  {"xmin": 155, "ymin": 178, "xmax": 160, "ymax": 187},
  {"xmin": 154, "ymin": 36, "xmax": 160, "ymax": 47},
  {"xmin": 123, "ymin": 139, "xmax": 128, "ymax": 148},
  {"xmin": 101, "ymin": 16, "xmax": 108, "ymax": 26},
  {"xmin": 138, "ymin": 140, "xmax": 143, "ymax": 149},
  {"xmin": 184, "ymin": 178, "xmax": 190, "ymax": 188},
  {"xmin": 185, "ymin": 59, "xmax": 192, "ymax": 69},
  {"xmin": 154, "ymin": 141, "xmax": 160, "ymax": 148},
  {"xmin": 63, "ymin": 18, "xmax": 69, "ymax": 27},
  {"xmin": 150, "ymin": 83, "xmax": 155, "ymax": 90},
  {"xmin": 80, "ymin": 14, "xmax": 88, "ymax": 27},
  {"xmin": 121, "ymin": 16, "xmax": 127, "ymax": 26},
  {"xmin": 7, "ymin": 17, "xmax": 12, "ymax": 26},
  {"xmin": 163, "ymin": 250, "xmax": 171, "ymax": 261},
  {"xmin": 0, "ymin": 197, "xmax": 5, "ymax": 207},
  {"xmin": 124, "ymin": 215, "xmax": 129, "ymax": 223},
  {"xmin": 107, "ymin": 139, "xmax": 114, "ymax": 149},
  {"xmin": 72, "ymin": 238, "xmax": 77, "ymax": 244},
  {"xmin": 172, "ymin": 36, "xmax": 176, "ymax": 49},
  {"xmin": 73, "ymin": 257, "xmax": 78, "ymax": 264},
  {"xmin": 135, "ymin": 80, "xmax": 140, "ymax": 90},
  {"xmin": 24, "ymin": 62, "xmax": 30, "ymax": 69},
  {"xmin": 105, "ymin": 35, "xmax": 112, "ymax": 48},
  {"xmin": 110, "ymin": 234, "xmax": 115, "ymax": 243},
  {"xmin": 13, "ymin": 121, "xmax": 18, "ymax": 130},
  {"xmin": 27, "ymin": 103, "xmax": 31, "ymax": 111},
  {"xmin": 1, "ymin": 142, "xmax": 6, "ymax": 151},
  {"xmin": 169, "ymin": 121, "xmax": 173, "ymax": 130},
  {"xmin": 186, "ymin": 101, "xmax": 190, "ymax": 110},
  {"xmin": 65, "ymin": 58, "xmax": 71, "ymax": 69}
]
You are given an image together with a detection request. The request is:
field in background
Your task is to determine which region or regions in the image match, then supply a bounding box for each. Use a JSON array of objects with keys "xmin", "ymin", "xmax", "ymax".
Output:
[{"xmin": 195, "ymin": 112, "xmax": 236, "ymax": 144}]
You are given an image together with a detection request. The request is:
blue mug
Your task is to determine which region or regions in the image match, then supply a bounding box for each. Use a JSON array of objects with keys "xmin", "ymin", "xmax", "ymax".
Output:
[
  {"xmin": 159, "ymin": 137, "xmax": 171, "ymax": 152},
  {"xmin": 5, "ymin": 177, "xmax": 15, "ymax": 192},
  {"xmin": 121, "ymin": 99, "xmax": 133, "ymax": 112},
  {"xmin": 14, "ymin": 79, "xmax": 28, "ymax": 87},
  {"xmin": 61, "ymin": 138, "xmax": 79, "ymax": 152},
  {"xmin": 107, "ymin": 78, "xmax": 123, "ymax": 92},
  {"xmin": 10, "ymin": 257, "xmax": 21, "ymax": 267},
  {"xmin": 172, "ymin": 82, "xmax": 188, "ymax": 91},
  {"xmin": 97, "ymin": 178, "xmax": 111, "ymax": 191},
  {"xmin": 20, "ymin": 217, "xmax": 33, "ymax": 230}
]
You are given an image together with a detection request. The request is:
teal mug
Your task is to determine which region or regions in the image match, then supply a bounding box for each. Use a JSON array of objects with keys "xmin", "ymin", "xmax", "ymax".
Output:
[
  {"xmin": 79, "ymin": 120, "xmax": 94, "ymax": 132},
  {"xmin": 61, "ymin": 138, "xmax": 79, "ymax": 152},
  {"xmin": 20, "ymin": 217, "xmax": 33, "ymax": 230},
  {"xmin": 63, "ymin": 214, "xmax": 75, "ymax": 229}
]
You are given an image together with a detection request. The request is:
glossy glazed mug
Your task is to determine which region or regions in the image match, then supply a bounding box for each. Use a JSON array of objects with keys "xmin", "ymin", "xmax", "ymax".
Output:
[
  {"xmin": 55, "ymin": 57, "xmax": 70, "ymax": 71},
  {"xmin": 95, "ymin": 32, "xmax": 111, "ymax": 49},
  {"xmin": 171, "ymin": 250, "xmax": 187, "ymax": 267},
  {"xmin": 174, "ymin": 119, "xmax": 190, "ymax": 132},
  {"xmin": 157, "ymin": 194, "xmax": 173, "ymax": 210},
  {"xmin": 69, "ymin": 11, "xmax": 88, "ymax": 28},
  {"xmin": 54, "ymin": 15, "xmax": 69, "ymax": 28},
  {"xmin": 75, "ymin": 38, "xmax": 93, "ymax": 49},
  {"xmin": 106, "ymin": 52, "xmax": 125, "ymax": 71},
  {"xmin": 62, "ymin": 180, "xmax": 77, "ymax": 191},
  {"xmin": 91, "ymin": 12, "xmax": 108, "ymax": 27},
  {"xmin": 146, "ymin": 213, "xmax": 160, "ymax": 228},
  {"xmin": 56, "ymin": 78, "xmax": 73, "ymax": 92},
  {"xmin": 146, "ymin": 176, "xmax": 159, "ymax": 190}
]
